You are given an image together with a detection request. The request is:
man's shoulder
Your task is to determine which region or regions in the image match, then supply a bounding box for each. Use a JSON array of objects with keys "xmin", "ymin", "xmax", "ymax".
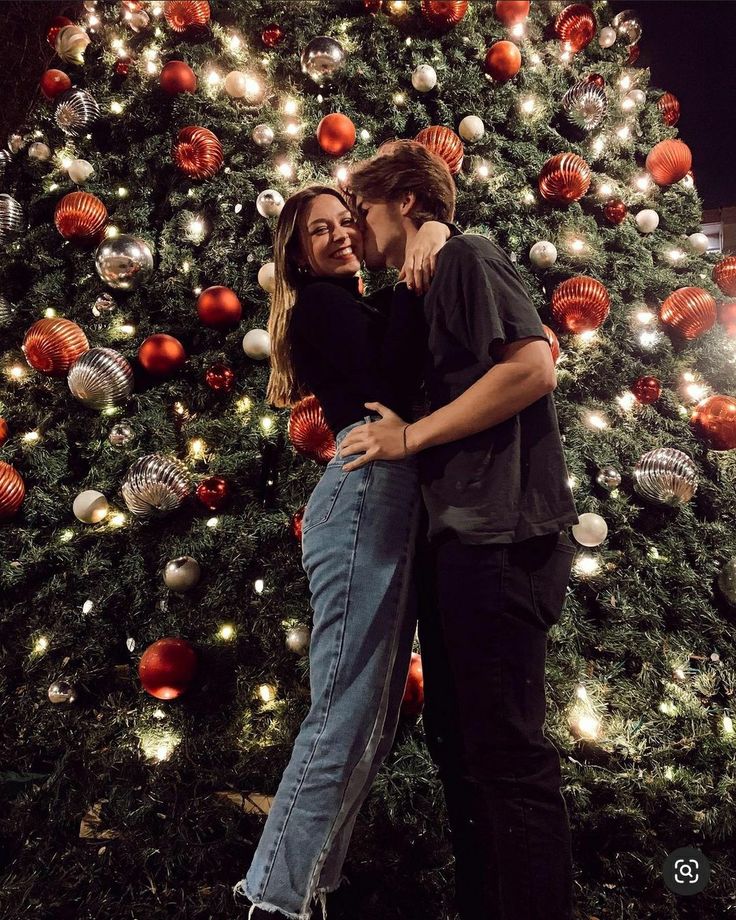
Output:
[{"xmin": 438, "ymin": 232, "xmax": 509, "ymax": 267}]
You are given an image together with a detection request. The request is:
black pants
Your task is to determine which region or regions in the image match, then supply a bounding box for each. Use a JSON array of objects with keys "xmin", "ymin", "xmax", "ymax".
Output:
[{"xmin": 416, "ymin": 525, "xmax": 576, "ymax": 920}]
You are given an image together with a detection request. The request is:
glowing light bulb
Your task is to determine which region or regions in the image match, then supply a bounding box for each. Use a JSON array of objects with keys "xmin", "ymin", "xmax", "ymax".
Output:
[
  {"xmin": 335, "ymin": 166, "xmax": 348, "ymax": 183},
  {"xmin": 110, "ymin": 101, "xmax": 124, "ymax": 114},
  {"xmin": 254, "ymin": 579, "xmax": 265, "ymax": 594},
  {"xmin": 570, "ymin": 238, "xmax": 585, "ymax": 252},
  {"xmin": 724, "ymin": 715, "xmax": 734, "ymax": 734},
  {"xmin": 510, "ymin": 22, "xmax": 526, "ymax": 38},
  {"xmin": 110, "ymin": 512, "xmax": 126, "ymax": 527},
  {"xmin": 619, "ymin": 75, "xmax": 632, "ymax": 90},
  {"xmin": 567, "ymin": 476, "xmax": 577, "ymax": 489},
  {"xmin": 219, "ymin": 624, "xmax": 235, "ymax": 640},
  {"xmin": 259, "ymin": 684, "xmax": 276, "ymax": 703},
  {"xmin": 634, "ymin": 174, "xmax": 651, "ymax": 192},
  {"xmin": 207, "ymin": 70, "xmax": 221, "ymax": 85},
  {"xmin": 283, "ymin": 98, "xmax": 298, "ymax": 115},
  {"xmin": 598, "ymin": 182, "xmax": 613, "ymax": 197},
  {"xmin": 521, "ymin": 97, "xmax": 536, "ymax": 114},
  {"xmin": 616, "ymin": 125, "xmax": 631, "ymax": 141},
  {"xmin": 23, "ymin": 430, "xmax": 40, "ymax": 443},
  {"xmin": 261, "ymin": 416, "xmax": 274, "ymax": 432},
  {"xmin": 393, "ymin": 92, "xmax": 406, "ymax": 105},
  {"xmin": 35, "ymin": 636, "xmax": 49, "ymax": 652},
  {"xmin": 277, "ymin": 161, "xmax": 293, "ymax": 179},
  {"xmin": 82, "ymin": 600, "xmax": 94, "ymax": 614},
  {"xmin": 575, "ymin": 555, "xmax": 599, "ymax": 576},
  {"xmin": 617, "ymin": 391, "xmax": 637, "ymax": 412},
  {"xmin": 229, "ymin": 34, "xmax": 241, "ymax": 51},
  {"xmin": 577, "ymin": 714, "xmax": 599, "ymax": 738},
  {"xmin": 576, "ymin": 685, "xmax": 588, "ymax": 700}
]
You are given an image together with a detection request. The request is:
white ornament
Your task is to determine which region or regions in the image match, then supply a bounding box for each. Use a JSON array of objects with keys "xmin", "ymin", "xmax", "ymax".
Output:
[
  {"xmin": 458, "ymin": 115, "xmax": 485, "ymax": 142},
  {"xmin": 626, "ymin": 89, "xmax": 646, "ymax": 106},
  {"xmin": 28, "ymin": 142, "xmax": 52, "ymax": 162},
  {"xmin": 224, "ymin": 70, "xmax": 248, "ymax": 98},
  {"xmin": 243, "ymin": 328, "xmax": 271, "ymax": 360},
  {"xmin": 572, "ymin": 512, "xmax": 608, "ymax": 547},
  {"xmin": 598, "ymin": 26, "xmax": 617, "ymax": 48},
  {"xmin": 411, "ymin": 64, "xmax": 437, "ymax": 92},
  {"xmin": 256, "ymin": 189, "xmax": 284, "ymax": 218},
  {"xmin": 529, "ymin": 241, "xmax": 558, "ymax": 269},
  {"xmin": 635, "ymin": 209, "xmax": 660, "ymax": 233},
  {"xmin": 73, "ymin": 489, "xmax": 109, "ymax": 524},
  {"xmin": 68, "ymin": 158, "xmax": 94, "ymax": 183},
  {"xmin": 257, "ymin": 262, "xmax": 276, "ymax": 293},
  {"xmin": 687, "ymin": 232, "xmax": 709, "ymax": 255}
]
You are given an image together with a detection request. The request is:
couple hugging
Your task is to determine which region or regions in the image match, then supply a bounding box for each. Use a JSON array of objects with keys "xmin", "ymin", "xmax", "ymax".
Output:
[{"xmin": 234, "ymin": 139, "xmax": 580, "ymax": 920}]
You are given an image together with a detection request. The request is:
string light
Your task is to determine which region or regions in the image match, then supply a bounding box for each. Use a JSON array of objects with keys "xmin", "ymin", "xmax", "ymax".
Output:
[
  {"xmin": 393, "ymin": 92, "xmax": 406, "ymax": 105},
  {"xmin": 7, "ymin": 365, "xmax": 26, "ymax": 381},
  {"xmin": 521, "ymin": 96, "xmax": 537, "ymax": 115},
  {"xmin": 110, "ymin": 101, "xmax": 124, "ymax": 114},
  {"xmin": 106, "ymin": 225, "xmax": 120, "ymax": 238},
  {"xmin": 109, "ymin": 512, "xmax": 126, "ymax": 527},
  {"xmin": 82, "ymin": 600, "xmax": 94, "ymax": 614},
  {"xmin": 592, "ymin": 136, "xmax": 606, "ymax": 155},
  {"xmin": 335, "ymin": 166, "xmax": 348, "ymax": 183},
  {"xmin": 616, "ymin": 125, "xmax": 631, "ymax": 141},
  {"xmin": 186, "ymin": 215, "xmax": 207, "ymax": 243},
  {"xmin": 575, "ymin": 555, "xmax": 600, "ymax": 576},
  {"xmin": 667, "ymin": 248, "xmax": 685, "ymax": 263},
  {"xmin": 283, "ymin": 98, "xmax": 298, "ymax": 115},
  {"xmin": 118, "ymin": 324, "xmax": 136, "ymax": 335},
  {"xmin": 189, "ymin": 438, "xmax": 207, "ymax": 460},
  {"xmin": 616, "ymin": 391, "xmax": 637, "ymax": 412},
  {"xmin": 236, "ymin": 396, "xmax": 252, "ymax": 413},
  {"xmin": 634, "ymin": 173, "xmax": 651, "ymax": 192},
  {"xmin": 207, "ymin": 69, "xmax": 222, "ymax": 85},
  {"xmin": 219, "ymin": 624, "xmax": 236, "ymax": 640},
  {"xmin": 261, "ymin": 416, "xmax": 274, "ymax": 432},
  {"xmin": 206, "ymin": 517, "xmax": 219, "ymax": 528},
  {"xmin": 569, "ymin": 238, "xmax": 585, "ymax": 253},
  {"xmin": 510, "ymin": 22, "xmax": 526, "ymax": 38},
  {"xmin": 577, "ymin": 330, "xmax": 598, "ymax": 345},
  {"xmin": 258, "ymin": 684, "xmax": 276, "ymax": 703},
  {"xmin": 585, "ymin": 411, "xmax": 609, "ymax": 430},
  {"xmin": 567, "ymin": 475, "xmax": 577, "ymax": 489},
  {"xmin": 598, "ymin": 182, "xmax": 613, "ymax": 197},
  {"xmin": 475, "ymin": 162, "xmax": 490, "ymax": 179},
  {"xmin": 285, "ymin": 121, "xmax": 300, "ymax": 137},
  {"xmin": 254, "ymin": 579, "xmax": 265, "ymax": 594},
  {"xmin": 277, "ymin": 161, "xmax": 294, "ymax": 179},
  {"xmin": 659, "ymin": 700, "xmax": 677, "ymax": 716},
  {"xmin": 22, "ymin": 430, "xmax": 40, "ymax": 443},
  {"xmin": 724, "ymin": 715, "xmax": 734, "ymax": 735},
  {"xmin": 619, "ymin": 74, "xmax": 632, "ymax": 90},
  {"xmin": 229, "ymin": 34, "xmax": 241, "ymax": 51},
  {"xmin": 359, "ymin": 129, "xmax": 370, "ymax": 142}
]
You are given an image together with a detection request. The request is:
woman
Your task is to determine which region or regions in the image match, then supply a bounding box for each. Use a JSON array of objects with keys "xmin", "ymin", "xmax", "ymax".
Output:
[{"xmin": 233, "ymin": 184, "xmax": 451, "ymax": 920}]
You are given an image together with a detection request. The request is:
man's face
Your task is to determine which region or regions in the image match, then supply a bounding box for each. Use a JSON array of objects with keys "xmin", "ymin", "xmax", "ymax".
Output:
[{"xmin": 355, "ymin": 196, "xmax": 404, "ymax": 271}]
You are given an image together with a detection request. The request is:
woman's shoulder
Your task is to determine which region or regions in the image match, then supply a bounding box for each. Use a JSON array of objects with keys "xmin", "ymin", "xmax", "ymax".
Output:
[{"xmin": 293, "ymin": 279, "xmax": 363, "ymax": 322}]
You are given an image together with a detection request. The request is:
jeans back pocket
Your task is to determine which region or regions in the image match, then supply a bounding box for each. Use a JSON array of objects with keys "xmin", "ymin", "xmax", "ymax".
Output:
[{"xmin": 301, "ymin": 463, "xmax": 349, "ymax": 536}]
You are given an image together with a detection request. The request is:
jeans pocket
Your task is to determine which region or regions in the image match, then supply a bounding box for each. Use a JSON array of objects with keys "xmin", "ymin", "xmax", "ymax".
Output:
[
  {"xmin": 528, "ymin": 533, "xmax": 576, "ymax": 629},
  {"xmin": 301, "ymin": 464, "xmax": 349, "ymax": 536}
]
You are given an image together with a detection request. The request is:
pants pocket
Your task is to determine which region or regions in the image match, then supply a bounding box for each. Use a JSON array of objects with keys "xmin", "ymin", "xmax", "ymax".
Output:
[
  {"xmin": 301, "ymin": 464, "xmax": 349, "ymax": 536},
  {"xmin": 505, "ymin": 532, "xmax": 576, "ymax": 631}
]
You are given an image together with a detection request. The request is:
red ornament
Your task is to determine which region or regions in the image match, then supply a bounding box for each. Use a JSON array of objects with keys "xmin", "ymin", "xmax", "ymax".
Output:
[
  {"xmin": 23, "ymin": 318, "xmax": 89, "ymax": 376},
  {"xmin": 626, "ymin": 44, "xmax": 640, "ymax": 66},
  {"xmin": 585, "ymin": 73, "xmax": 605, "ymax": 88},
  {"xmin": 0, "ymin": 418, "xmax": 7, "ymax": 447},
  {"xmin": 713, "ymin": 256, "xmax": 736, "ymax": 297},
  {"xmin": 542, "ymin": 324, "xmax": 560, "ymax": 364},
  {"xmin": 718, "ymin": 301, "xmax": 736, "ymax": 336},
  {"xmin": 54, "ymin": 192, "xmax": 108, "ymax": 243},
  {"xmin": 657, "ymin": 91, "xmax": 681, "ymax": 127},
  {"xmin": 484, "ymin": 40, "xmax": 522, "ymax": 82},
  {"xmin": 401, "ymin": 652, "xmax": 424, "ymax": 718},
  {"xmin": 261, "ymin": 23, "xmax": 284, "ymax": 47},
  {"xmin": 603, "ymin": 199, "xmax": 628, "ymax": 225},
  {"xmin": 554, "ymin": 4, "xmax": 596, "ymax": 52},
  {"xmin": 316, "ymin": 113, "xmax": 356, "ymax": 157},
  {"xmin": 196, "ymin": 475, "xmax": 230, "ymax": 510},
  {"xmin": 364, "ymin": 0, "xmax": 382, "ymax": 12},
  {"xmin": 659, "ymin": 287, "xmax": 717, "ymax": 340},
  {"xmin": 40, "ymin": 69, "xmax": 71, "ymax": 100},
  {"xmin": 646, "ymin": 139, "xmax": 692, "ymax": 187},
  {"xmin": 173, "ymin": 126, "xmax": 223, "ymax": 179},
  {"xmin": 538, "ymin": 153, "xmax": 591, "ymax": 205},
  {"xmin": 289, "ymin": 396, "xmax": 336, "ymax": 463},
  {"xmin": 421, "ymin": 1, "xmax": 469, "ymax": 29},
  {"xmin": 691, "ymin": 396, "xmax": 736, "ymax": 451},
  {"xmin": 414, "ymin": 125, "xmax": 464, "ymax": 174},
  {"xmin": 115, "ymin": 56, "xmax": 131, "ymax": 77},
  {"xmin": 160, "ymin": 60, "xmax": 197, "ymax": 94},
  {"xmin": 292, "ymin": 506, "xmax": 305, "ymax": 542},
  {"xmin": 494, "ymin": 1, "xmax": 530, "ymax": 26},
  {"xmin": 551, "ymin": 276, "xmax": 610, "ymax": 333},
  {"xmin": 163, "ymin": 1, "xmax": 210, "ymax": 33},
  {"xmin": 0, "ymin": 462, "xmax": 25, "ymax": 521},
  {"xmin": 138, "ymin": 637, "xmax": 198, "ymax": 700},
  {"xmin": 196, "ymin": 286, "xmax": 242, "ymax": 329},
  {"xmin": 138, "ymin": 334, "xmax": 187, "ymax": 377},
  {"xmin": 632, "ymin": 376, "xmax": 661, "ymax": 405},
  {"xmin": 204, "ymin": 363, "xmax": 235, "ymax": 392},
  {"xmin": 47, "ymin": 16, "xmax": 73, "ymax": 48}
]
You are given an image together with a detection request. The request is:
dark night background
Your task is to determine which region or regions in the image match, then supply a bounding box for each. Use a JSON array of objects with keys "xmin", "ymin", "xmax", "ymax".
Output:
[{"xmin": 1, "ymin": 2, "xmax": 736, "ymax": 209}]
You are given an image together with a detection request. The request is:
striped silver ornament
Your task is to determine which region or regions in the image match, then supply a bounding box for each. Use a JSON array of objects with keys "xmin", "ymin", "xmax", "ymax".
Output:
[
  {"xmin": 67, "ymin": 347, "xmax": 134, "ymax": 410},
  {"xmin": 633, "ymin": 447, "xmax": 698, "ymax": 507},
  {"xmin": 55, "ymin": 89, "xmax": 100, "ymax": 137},
  {"xmin": 122, "ymin": 454, "xmax": 192, "ymax": 517},
  {"xmin": 0, "ymin": 194, "xmax": 26, "ymax": 245},
  {"xmin": 0, "ymin": 293, "xmax": 15, "ymax": 326},
  {"xmin": 0, "ymin": 149, "xmax": 11, "ymax": 181},
  {"xmin": 562, "ymin": 81, "xmax": 607, "ymax": 131}
]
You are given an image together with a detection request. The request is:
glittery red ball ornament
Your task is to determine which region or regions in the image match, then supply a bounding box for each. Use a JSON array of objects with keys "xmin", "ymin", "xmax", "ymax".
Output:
[
  {"xmin": 585, "ymin": 73, "xmax": 605, "ymax": 88},
  {"xmin": 196, "ymin": 286, "xmax": 242, "ymax": 329},
  {"xmin": 414, "ymin": 125, "xmax": 464, "ymax": 174},
  {"xmin": 401, "ymin": 652, "xmax": 424, "ymax": 718},
  {"xmin": 47, "ymin": 16, "xmax": 73, "ymax": 48},
  {"xmin": 554, "ymin": 4, "xmax": 596, "ymax": 52},
  {"xmin": 657, "ymin": 91, "xmax": 681, "ymax": 127},
  {"xmin": 173, "ymin": 126, "xmax": 223, "ymax": 179},
  {"xmin": 292, "ymin": 506, "xmax": 305, "ymax": 542},
  {"xmin": 23, "ymin": 318, "xmax": 89, "ymax": 376},
  {"xmin": 718, "ymin": 301, "xmax": 736, "ymax": 336},
  {"xmin": 659, "ymin": 287, "xmax": 717, "ymax": 340},
  {"xmin": 421, "ymin": 1, "xmax": 469, "ymax": 29},
  {"xmin": 632, "ymin": 376, "xmax": 661, "ymax": 405},
  {"xmin": 0, "ymin": 418, "xmax": 8, "ymax": 448},
  {"xmin": 713, "ymin": 255, "xmax": 736, "ymax": 297},
  {"xmin": 138, "ymin": 334, "xmax": 187, "ymax": 377},
  {"xmin": 289, "ymin": 395, "xmax": 336, "ymax": 463},
  {"xmin": 538, "ymin": 153, "xmax": 591, "ymax": 205},
  {"xmin": 40, "ymin": 69, "xmax": 71, "ymax": 100},
  {"xmin": 163, "ymin": 1, "xmax": 210, "ymax": 33},
  {"xmin": 316, "ymin": 113, "xmax": 356, "ymax": 156},
  {"xmin": 551, "ymin": 276, "xmax": 610, "ymax": 333},
  {"xmin": 690, "ymin": 396, "xmax": 736, "ymax": 451},
  {"xmin": 542, "ymin": 324, "xmax": 560, "ymax": 364},
  {"xmin": 115, "ymin": 56, "xmax": 131, "ymax": 77},
  {"xmin": 196, "ymin": 475, "xmax": 230, "ymax": 510},
  {"xmin": 138, "ymin": 637, "xmax": 198, "ymax": 700},
  {"xmin": 160, "ymin": 60, "xmax": 197, "ymax": 94},
  {"xmin": 261, "ymin": 23, "xmax": 284, "ymax": 47},
  {"xmin": 484, "ymin": 40, "xmax": 522, "ymax": 82},
  {"xmin": 494, "ymin": 1, "xmax": 530, "ymax": 26},
  {"xmin": 54, "ymin": 191, "xmax": 108, "ymax": 243},
  {"xmin": 0, "ymin": 462, "xmax": 25, "ymax": 521},
  {"xmin": 603, "ymin": 199, "xmax": 628, "ymax": 225},
  {"xmin": 204, "ymin": 363, "xmax": 235, "ymax": 392}
]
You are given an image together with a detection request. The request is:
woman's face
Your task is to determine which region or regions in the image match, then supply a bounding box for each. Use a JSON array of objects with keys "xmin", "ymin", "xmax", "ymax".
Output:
[{"xmin": 299, "ymin": 194, "xmax": 363, "ymax": 277}]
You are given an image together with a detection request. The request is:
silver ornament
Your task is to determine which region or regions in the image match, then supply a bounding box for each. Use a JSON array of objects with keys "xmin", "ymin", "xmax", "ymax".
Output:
[
  {"xmin": 596, "ymin": 466, "xmax": 621, "ymax": 491},
  {"xmin": 163, "ymin": 555, "xmax": 201, "ymax": 591},
  {"xmin": 48, "ymin": 680, "xmax": 77, "ymax": 704},
  {"xmin": 718, "ymin": 557, "xmax": 736, "ymax": 607},
  {"xmin": 256, "ymin": 189, "xmax": 284, "ymax": 219},
  {"xmin": 127, "ymin": 9, "xmax": 150, "ymax": 31},
  {"xmin": 0, "ymin": 194, "xmax": 26, "ymax": 245},
  {"xmin": 633, "ymin": 447, "xmax": 698, "ymax": 507},
  {"xmin": 0, "ymin": 148, "xmax": 10, "ymax": 180},
  {"xmin": 598, "ymin": 25, "xmax": 616, "ymax": 48},
  {"xmin": 242, "ymin": 328, "xmax": 271, "ymax": 359},
  {"xmin": 68, "ymin": 347, "xmax": 134, "ymax": 410},
  {"xmin": 8, "ymin": 127, "xmax": 31, "ymax": 154},
  {"xmin": 562, "ymin": 81, "xmax": 607, "ymax": 131},
  {"xmin": 0, "ymin": 293, "xmax": 16, "ymax": 326},
  {"xmin": 28, "ymin": 142, "xmax": 52, "ymax": 162},
  {"xmin": 55, "ymin": 89, "xmax": 100, "ymax": 137},
  {"xmin": 411, "ymin": 64, "xmax": 437, "ymax": 93},
  {"xmin": 300, "ymin": 36, "xmax": 346, "ymax": 86},
  {"xmin": 94, "ymin": 235, "xmax": 154, "ymax": 290},
  {"xmin": 286, "ymin": 624, "xmax": 311, "ymax": 656},
  {"xmin": 611, "ymin": 9, "xmax": 642, "ymax": 45},
  {"xmin": 529, "ymin": 240, "xmax": 557, "ymax": 269},
  {"xmin": 92, "ymin": 292, "xmax": 116, "ymax": 316},
  {"xmin": 252, "ymin": 123, "xmax": 275, "ymax": 147},
  {"xmin": 108, "ymin": 422, "xmax": 135, "ymax": 446},
  {"xmin": 121, "ymin": 453, "xmax": 192, "ymax": 516}
]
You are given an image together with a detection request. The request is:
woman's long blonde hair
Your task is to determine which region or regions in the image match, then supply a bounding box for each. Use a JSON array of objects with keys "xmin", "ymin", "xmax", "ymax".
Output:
[{"xmin": 266, "ymin": 184, "xmax": 354, "ymax": 408}]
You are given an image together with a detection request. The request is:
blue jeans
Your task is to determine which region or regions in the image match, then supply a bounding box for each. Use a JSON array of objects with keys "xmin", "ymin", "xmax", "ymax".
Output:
[{"xmin": 233, "ymin": 417, "xmax": 421, "ymax": 919}]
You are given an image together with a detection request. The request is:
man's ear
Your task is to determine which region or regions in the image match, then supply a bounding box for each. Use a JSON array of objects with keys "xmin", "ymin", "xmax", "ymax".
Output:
[{"xmin": 399, "ymin": 191, "xmax": 416, "ymax": 216}]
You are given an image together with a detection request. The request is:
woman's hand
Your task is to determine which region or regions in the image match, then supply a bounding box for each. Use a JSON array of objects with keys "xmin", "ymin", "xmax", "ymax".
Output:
[
  {"xmin": 337, "ymin": 402, "xmax": 412, "ymax": 471},
  {"xmin": 398, "ymin": 221, "xmax": 451, "ymax": 295}
]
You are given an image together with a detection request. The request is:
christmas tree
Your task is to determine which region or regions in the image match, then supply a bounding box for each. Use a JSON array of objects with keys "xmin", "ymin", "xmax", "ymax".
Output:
[{"xmin": 2, "ymin": 2, "xmax": 736, "ymax": 918}]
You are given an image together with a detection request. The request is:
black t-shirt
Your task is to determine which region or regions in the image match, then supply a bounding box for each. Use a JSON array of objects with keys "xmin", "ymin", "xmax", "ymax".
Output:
[
  {"xmin": 289, "ymin": 275, "xmax": 426, "ymax": 436},
  {"xmin": 419, "ymin": 234, "xmax": 579, "ymax": 544}
]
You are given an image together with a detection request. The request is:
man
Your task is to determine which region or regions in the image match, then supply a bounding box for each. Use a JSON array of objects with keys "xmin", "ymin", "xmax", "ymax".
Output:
[{"xmin": 338, "ymin": 140, "xmax": 579, "ymax": 920}]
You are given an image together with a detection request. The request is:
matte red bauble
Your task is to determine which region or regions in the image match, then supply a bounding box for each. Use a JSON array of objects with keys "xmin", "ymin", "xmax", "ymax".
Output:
[
  {"xmin": 173, "ymin": 126, "xmax": 223, "ymax": 179},
  {"xmin": 713, "ymin": 255, "xmax": 736, "ymax": 297},
  {"xmin": 645, "ymin": 139, "xmax": 692, "ymax": 187},
  {"xmin": 261, "ymin": 23, "xmax": 284, "ymax": 47},
  {"xmin": 316, "ymin": 113, "xmax": 356, "ymax": 156},
  {"xmin": 690, "ymin": 396, "xmax": 736, "ymax": 451},
  {"xmin": 632, "ymin": 376, "xmax": 661, "ymax": 405},
  {"xmin": 494, "ymin": 1, "xmax": 530, "ymax": 26},
  {"xmin": 160, "ymin": 60, "xmax": 197, "ymax": 94},
  {"xmin": 554, "ymin": 4, "xmax": 596, "ymax": 52},
  {"xmin": 138, "ymin": 334, "xmax": 187, "ymax": 377},
  {"xmin": 538, "ymin": 153, "xmax": 591, "ymax": 205},
  {"xmin": 542, "ymin": 325, "xmax": 560, "ymax": 364},
  {"xmin": 603, "ymin": 199, "xmax": 628, "ymax": 225},
  {"xmin": 289, "ymin": 396, "xmax": 335, "ymax": 463},
  {"xmin": 23, "ymin": 318, "xmax": 89, "ymax": 376},
  {"xmin": 401, "ymin": 652, "xmax": 424, "ymax": 717},
  {"xmin": 414, "ymin": 125, "xmax": 463, "ymax": 174},
  {"xmin": 659, "ymin": 287, "xmax": 717, "ymax": 340},
  {"xmin": 54, "ymin": 192, "xmax": 108, "ymax": 243},
  {"xmin": 196, "ymin": 286, "xmax": 242, "ymax": 328},
  {"xmin": 204, "ymin": 363, "xmax": 235, "ymax": 392},
  {"xmin": 138, "ymin": 637, "xmax": 198, "ymax": 700},
  {"xmin": 40, "ymin": 69, "xmax": 71, "ymax": 100},
  {"xmin": 626, "ymin": 44, "xmax": 640, "ymax": 65},
  {"xmin": 551, "ymin": 276, "xmax": 610, "ymax": 333},
  {"xmin": 291, "ymin": 506, "xmax": 305, "ymax": 542},
  {"xmin": 0, "ymin": 462, "xmax": 25, "ymax": 521},
  {"xmin": 163, "ymin": 1, "xmax": 210, "ymax": 33},
  {"xmin": 657, "ymin": 91, "xmax": 680, "ymax": 127},
  {"xmin": 196, "ymin": 475, "xmax": 230, "ymax": 510},
  {"xmin": 484, "ymin": 40, "xmax": 522, "ymax": 82},
  {"xmin": 47, "ymin": 16, "xmax": 73, "ymax": 47},
  {"xmin": 421, "ymin": 1, "xmax": 469, "ymax": 29}
]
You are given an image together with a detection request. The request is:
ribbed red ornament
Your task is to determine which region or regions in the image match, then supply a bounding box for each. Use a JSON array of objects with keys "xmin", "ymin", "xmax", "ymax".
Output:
[
  {"xmin": 421, "ymin": 0, "xmax": 469, "ymax": 29},
  {"xmin": 292, "ymin": 506, "xmax": 305, "ymax": 542},
  {"xmin": 316, "ymin": 113, "xmax": 356, "ymax": 156},
  {"xmin": 195, "ymin": 475, "xmax": 230, "ymax": 510},
  {"xmin": 690, "ymin": 396, "xmax": 736, "ymax": 451},
  {"xmin": 138, "ymin": 334, "xmax": 187, "ymax": 377},
  {"xmin": 54, "ymin": 192, "xmax": 108, "ymax": 243},
  {"xmin": 484, "ymin": 40, "xmax": 522, "ymax": 82},
  {"xmin": 659, "ymin": 287, "xmax": 717, "ymax": 340},
  {"xmin": 494, "ymin": 1, "xmax": 530, "ymax": 26},
  {"xmin": 261, "ymin": 23, "xmax": 284, "ymax": 47},
  {"xmin": 603, "ymin": 199, "xmax": 628, "ymax": 225},
  {"xmin": 713, "ymin": 255, "xmax": 736, "ymax": 297},
  {"xmin": 414, "ymin": 125, "xmax": 463, "ymax": 174},
  {"xmin": 163, "ymin": 1, "xmax": 210, "ymax": 32},
  {"xmin": 538, "ymin": 153, "xmax": 591, "ymax": 205},
  {"xmin": 138, "ymin": 637, "xmax": 198, "ymax": 700},
  {"xmin": 0, "ymin": 462, "xmax": 25, "ymax": 521},
  {"xmin": 542, "ymin": 324, "xmax": 560, "ymax": 364},
  {"xmin": 173, "ymin": 126, "xmax": 223, "ymax": 179},
  {"xmin": 632, "ymin": 376, "xmax": 661, "ymax": 405},
  {"xmin": 645, "ymin": 139, "xmax": 692, "ymax": 186},
  {"xmin": 657, "ymin": 91, "xmax": 681, "ymax": 127},
  {"xmin": 554, "ymin": 4, "xmax": 596, "ymax": 52},
  {"xmin": 551, "ymin": 276, "xmax": 610, "ymax": 333},
  {"xmin": 288, "ymin": 396, "xmax": 336, "ymax": 463},
  {"xmin": 23, "ymin": 318, "xmax": 89, "ymax": 376},
  {"xmin": 0, "ymin": 418, "xmax": 8, "ymax": 447}
]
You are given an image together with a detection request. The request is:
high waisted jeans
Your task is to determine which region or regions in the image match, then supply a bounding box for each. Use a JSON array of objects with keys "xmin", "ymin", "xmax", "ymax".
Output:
[{"xmin": 233, "ymin": 418, "xmax": 421, "ymax": 919}]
